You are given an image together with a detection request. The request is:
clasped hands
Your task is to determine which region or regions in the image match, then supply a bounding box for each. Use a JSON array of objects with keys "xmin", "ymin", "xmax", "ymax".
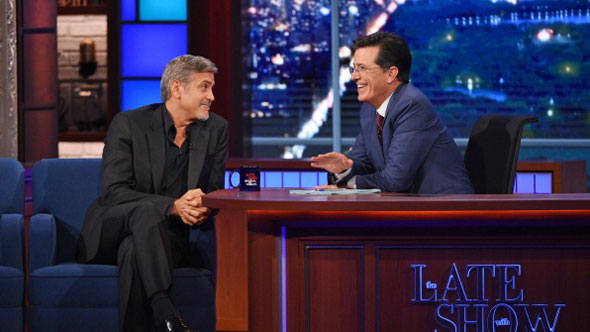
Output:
[
  {"xmin": 171, "ymin": 188, "xmax": 210, "ymax": 226},
  {"xmin": 310, "ymin": 152, "xmax": 353, "ymax": 190}
]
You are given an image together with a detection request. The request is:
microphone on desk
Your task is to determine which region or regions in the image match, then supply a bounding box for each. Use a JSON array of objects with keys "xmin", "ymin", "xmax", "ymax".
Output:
[{"xmin": 79, "ymin": 38, "xmax": 97, "ymax": 79}]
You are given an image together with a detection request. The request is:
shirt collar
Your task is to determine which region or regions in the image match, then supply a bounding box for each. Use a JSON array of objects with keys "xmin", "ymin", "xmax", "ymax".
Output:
[
  {"xmin": 376, "ymin": 83, "xmax": 406, "ymax": 117},
  {"xmin": 376, "ymin": 91, "xmax": 394, "ymax": 118},
  {"xmin": 162, "ymin": 105, "xmax": 175, "ymax": 136}
]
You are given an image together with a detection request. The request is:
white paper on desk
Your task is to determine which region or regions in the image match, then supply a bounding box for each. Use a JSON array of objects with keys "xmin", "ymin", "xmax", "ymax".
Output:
[{"xmin": 289, "ymin": 188, "xmax": 381, "ymax": 195}]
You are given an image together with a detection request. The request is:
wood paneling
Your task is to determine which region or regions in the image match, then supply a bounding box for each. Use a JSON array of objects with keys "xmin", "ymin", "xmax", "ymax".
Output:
[
  {"xmin": 305, "ymin": 246, "xmax": 364, "ymax": 332},
  {"xmin": 22, "ymin": 34, "xmax": 57, "ymax": 109},
  {"xmin": 23, "ymin": 109, "xmax": 58, "ymax": 162},
  {"xmin": 22, "ymin": 0, "xmax": 56, "ymax": 29},
  {"xmin": 215, "ymin": 209, "xmax": 249, "ymax": 331},
  {"xmin": 247, "ymin": 211, "xmax": 280, "ymax": 332},
  {"xmin": 18, "ymin": 0, "xmax": 58, "ymax": 163},
  {"xmin": 517, "ymin": 161, "xmax": 587, "ymax": 193}
]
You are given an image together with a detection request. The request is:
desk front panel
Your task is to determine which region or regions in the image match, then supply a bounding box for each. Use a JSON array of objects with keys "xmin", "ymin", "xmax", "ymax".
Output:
[{"xmin": 279, "ymin": 220, "xmax": 590, "ymax": 332}]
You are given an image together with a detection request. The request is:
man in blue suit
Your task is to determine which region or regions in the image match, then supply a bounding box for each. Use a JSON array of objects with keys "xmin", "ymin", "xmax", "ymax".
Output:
[{"xmin": 311, "ymin": 32, "xmax": 474, "ymax": 194}]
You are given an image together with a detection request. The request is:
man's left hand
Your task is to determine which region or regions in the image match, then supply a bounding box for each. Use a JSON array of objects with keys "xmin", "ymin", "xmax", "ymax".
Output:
[{"xmin": 171, "ymin": 188, "xmax": 211, "ymax": 226}]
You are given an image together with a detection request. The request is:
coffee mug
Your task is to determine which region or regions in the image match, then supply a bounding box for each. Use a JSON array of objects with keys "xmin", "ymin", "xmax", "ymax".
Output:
[{"xmin": 230, "ymin": 166, "xmax": 261, "ymax": 191}]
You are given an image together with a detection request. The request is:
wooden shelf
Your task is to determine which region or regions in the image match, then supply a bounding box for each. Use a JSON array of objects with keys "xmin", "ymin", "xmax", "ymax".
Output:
[
  {"xmin": 58, "ymin": 131, "xmax": 106, "ymax": 141},
  {"xmin": 58, "ymin": 5, "xmax": 107, "ymax": 15}
]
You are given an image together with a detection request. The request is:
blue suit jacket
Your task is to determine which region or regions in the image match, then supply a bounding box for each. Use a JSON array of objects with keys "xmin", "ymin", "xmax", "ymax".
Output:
[{"xmin": 347, "ymin": 83, "xmax": 474, "ymax": 194}]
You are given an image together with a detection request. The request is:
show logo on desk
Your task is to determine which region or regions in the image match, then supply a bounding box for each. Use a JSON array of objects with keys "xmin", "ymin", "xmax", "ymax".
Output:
[
  {"xmin": 245, "ymin": 172, "xmax": 259, "ymax": 186},
  {"xmin": 411, "ymin": 263, "xmax": 565, "ymax": 332}
]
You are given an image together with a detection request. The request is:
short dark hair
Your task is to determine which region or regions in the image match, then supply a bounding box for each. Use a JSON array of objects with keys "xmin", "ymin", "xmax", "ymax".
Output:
[{"xmin": 353, "ymin": 32, "xmax": 412, "ymax": 83}]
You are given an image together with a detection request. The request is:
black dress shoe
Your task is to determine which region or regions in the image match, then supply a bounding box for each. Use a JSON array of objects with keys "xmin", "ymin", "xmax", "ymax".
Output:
[{"xmin": 157, "ymin": 314, "xmax": 196, "ymax": 332}]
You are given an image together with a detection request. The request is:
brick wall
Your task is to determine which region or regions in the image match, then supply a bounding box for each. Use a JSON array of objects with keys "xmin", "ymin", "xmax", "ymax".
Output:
[
  {"xmin": 57, "ymin": 15, "xmax": 107, "ymax": 80},
  {"xmin": 58, "ymin": 142, "xmax": 104, "ymax": 158},
  {"xmin": 57, "ymin": 15, "xmax": 108, "ymax": 148}
]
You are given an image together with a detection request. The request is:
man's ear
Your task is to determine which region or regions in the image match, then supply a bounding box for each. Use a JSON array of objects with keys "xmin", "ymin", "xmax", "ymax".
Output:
[
  {"xmin": 169, "ymin": 79, "xmax": 183, "ymax": 99},
  {"xmin": 386, "ymin": 66, "xmax": 399, "ymax": 84}
]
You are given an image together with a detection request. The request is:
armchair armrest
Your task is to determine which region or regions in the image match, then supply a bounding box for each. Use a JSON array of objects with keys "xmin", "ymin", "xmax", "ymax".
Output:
[
  {"xmin": 29, "ymin": 213, "xmax": 57, "ymax": 271},
  {"xmin": 0, "ymin": 214, "xmax": 24, "ymax": 270}
]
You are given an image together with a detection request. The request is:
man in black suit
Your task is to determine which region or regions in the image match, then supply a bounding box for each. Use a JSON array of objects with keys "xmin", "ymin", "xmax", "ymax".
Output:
[{"xmin": 76, "ymin": 55, "xmax": 228, "ymax": 332}]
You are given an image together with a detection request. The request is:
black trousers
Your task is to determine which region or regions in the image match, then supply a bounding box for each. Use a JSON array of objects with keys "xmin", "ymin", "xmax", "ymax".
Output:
[{"xmin": 89, "ymin": 201, "xmax": 189, "ymax": 332}]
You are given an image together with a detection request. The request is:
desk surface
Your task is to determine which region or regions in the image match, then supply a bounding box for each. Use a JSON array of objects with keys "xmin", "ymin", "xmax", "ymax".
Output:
[{"xmin": 204, "ymin": 188, "xmax": 590, "ymax": 211}]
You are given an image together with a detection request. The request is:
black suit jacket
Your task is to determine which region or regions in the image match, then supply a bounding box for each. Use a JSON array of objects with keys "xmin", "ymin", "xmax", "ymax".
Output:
[{"xmin": 77, "ymin": 103, "xmax": 228, "ymax": 263}]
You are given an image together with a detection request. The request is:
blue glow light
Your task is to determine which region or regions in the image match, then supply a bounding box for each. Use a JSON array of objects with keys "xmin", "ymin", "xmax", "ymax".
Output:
[
  {"xmin": 224, "ymin": 172, "xmax": 231, "ymax": 189},
  {"xmin": 534, "ymin": 173, "xmax": 552, "ymax": 194},
  {"xmin": 260, "ymin": 171, "xmax": 266, "ymax": 188},
  {"xmin": 301, "ymin": 172, "xmax": 320, "ymax": 188},
  {"xmin": 282, "ymin": 172, "xmax": 300, "ymax": 188},
  {"xmin": 265, "ymin": 172, "xmax": 283, "ymax": 188},
  {"xmin": 121, "ymin": 0, "xmax": 136, "ymax": 21},
  {"xmin": 515, "ymin": 173, "xmax": 535, "ymax": 193},
  {"xmin": 139, "ymin": 0, "xmax": 187, "ymax": 21},
  {"xmin": 121, "ymin": 24, "xmax": 187, "ymax": 77},
  {"xmin": 122, "ymin": 80, "xmax": 161, "ymax": 111},
  {"xmin": 317, "ymin": 173, "xmax": 328, "ymax": 186}
]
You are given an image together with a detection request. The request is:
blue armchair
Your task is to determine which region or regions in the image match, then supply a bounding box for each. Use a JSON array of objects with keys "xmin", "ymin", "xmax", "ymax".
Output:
[
  {"xmin": 29, "ymin": 158, "xmax": 216, "ymax": 332},
  {"xmin": 0, "ymin": 158, "xmax": 25, "ymax": 332}
]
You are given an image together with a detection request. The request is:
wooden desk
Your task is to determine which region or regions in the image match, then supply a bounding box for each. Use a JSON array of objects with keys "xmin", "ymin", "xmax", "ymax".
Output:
[{"xmin": 205, "ymin": 189, "xmax": 590, "ymax": 332}]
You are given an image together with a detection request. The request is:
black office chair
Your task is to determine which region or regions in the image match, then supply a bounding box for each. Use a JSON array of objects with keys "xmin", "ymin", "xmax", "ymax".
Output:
[{"xmin": 464, "ymin": 115, "xmax": 538, "ymax": 194}]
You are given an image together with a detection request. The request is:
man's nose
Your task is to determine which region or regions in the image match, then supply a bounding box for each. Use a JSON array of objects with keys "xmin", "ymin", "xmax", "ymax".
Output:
[{"xmin": 208, "ymin": 90, "xmax": 215, "ymax": 102}]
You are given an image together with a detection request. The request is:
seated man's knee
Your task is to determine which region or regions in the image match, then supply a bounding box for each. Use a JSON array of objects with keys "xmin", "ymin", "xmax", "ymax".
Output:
[{"xmin": 128, "ymin": 202, "xmax": 167, "ymax": 230}]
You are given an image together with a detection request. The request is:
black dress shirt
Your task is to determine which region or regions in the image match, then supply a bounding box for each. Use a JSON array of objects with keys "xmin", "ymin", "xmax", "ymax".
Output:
[
  {"xmin": 161, "ymin": 108, "xmax": 190, "ymax": 200},
  {"xmin": 160, "ymin": 108, "xmax": 192, "ymax": 252}
]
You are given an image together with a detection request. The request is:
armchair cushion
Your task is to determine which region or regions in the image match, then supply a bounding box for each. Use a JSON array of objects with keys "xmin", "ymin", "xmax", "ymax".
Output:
[
  {"xmin": 28, "ymin": 214, "xmax": 57, "ymax": 271},
  {"xmin": 29, "ymin": 263, "xmax": 118, "ymax": 307},
  {"xmin": 0, "ymin": 214, "xmax": 25, "ymax": 270},
  {"xmin": 32, "ymin": 158, "xmax": 102, "ymax": 264},
  {"xmin": 0, "ymin": 158, "xmax": 24, "ymax": 214},
  {"xmin": 0, "ymin": 266, "xmax": 24, "ymax": 306},
  {"xmin": 0, "ymin": 214, "xmax": 24, "ymax": 306}
]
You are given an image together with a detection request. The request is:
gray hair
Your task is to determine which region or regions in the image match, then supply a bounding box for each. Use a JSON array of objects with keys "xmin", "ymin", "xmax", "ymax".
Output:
[{"xmin": 160, "ymin": 55, "xmax": 218, "ymax": 101}]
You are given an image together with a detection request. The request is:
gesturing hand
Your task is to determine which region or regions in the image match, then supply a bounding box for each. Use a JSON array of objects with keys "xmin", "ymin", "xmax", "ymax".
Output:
[
  {"xmin": 171, "ymin": 188, "xmax": 211, "ymax": 226},
  {"xmin": 310, "ymin": 152, "xmax": 353, "ymax": 174}
]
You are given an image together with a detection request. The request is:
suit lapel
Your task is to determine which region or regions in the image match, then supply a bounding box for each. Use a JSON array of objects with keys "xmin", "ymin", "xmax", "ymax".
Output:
[
  {"xmin": 147, "ymin": 106, "xmax": 166, "ymax": 193},
  {"xmin": 187, "ymin": 121, "xmax": 210, "ymax": 189}
]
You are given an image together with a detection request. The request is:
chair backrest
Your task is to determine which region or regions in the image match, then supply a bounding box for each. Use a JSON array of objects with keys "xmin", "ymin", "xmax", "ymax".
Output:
[
  {"xmin": 464, "ymin": 115, "xmax": 538, "ymax": 194},
  {"xmin": 32, "ymin": 158, "xmax": 102, "ymax": 262},
  {"xmin": 0, "ymin": 158, "xmax": 24, "ymax": 214}
]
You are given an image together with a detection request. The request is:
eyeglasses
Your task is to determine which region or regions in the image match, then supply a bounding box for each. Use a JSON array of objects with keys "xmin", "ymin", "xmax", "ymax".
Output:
[{"xmin": 348, "ymin": 65, "xmax": 383, "ymax": 75}]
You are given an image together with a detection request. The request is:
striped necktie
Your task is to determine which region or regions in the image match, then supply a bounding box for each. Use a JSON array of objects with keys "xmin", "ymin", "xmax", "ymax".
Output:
[{"xmin": 376, "ymin": 113, "xmax": 384, "ymax": 144}]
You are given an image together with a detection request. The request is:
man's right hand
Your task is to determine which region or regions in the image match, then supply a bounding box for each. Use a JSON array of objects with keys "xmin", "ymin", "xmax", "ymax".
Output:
[
  {"xmin": 171, "ymin": 189, "xmax": 211, "ymax": 226},
  {"xmin": 310, "ymin": 152, "xmax": 353, "ymax": 174}
]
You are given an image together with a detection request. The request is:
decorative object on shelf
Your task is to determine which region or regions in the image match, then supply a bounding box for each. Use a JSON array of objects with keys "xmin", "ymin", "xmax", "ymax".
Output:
[{"xmin": 58, "ymin": 0, "xmax": 104, "ymax": 8}]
